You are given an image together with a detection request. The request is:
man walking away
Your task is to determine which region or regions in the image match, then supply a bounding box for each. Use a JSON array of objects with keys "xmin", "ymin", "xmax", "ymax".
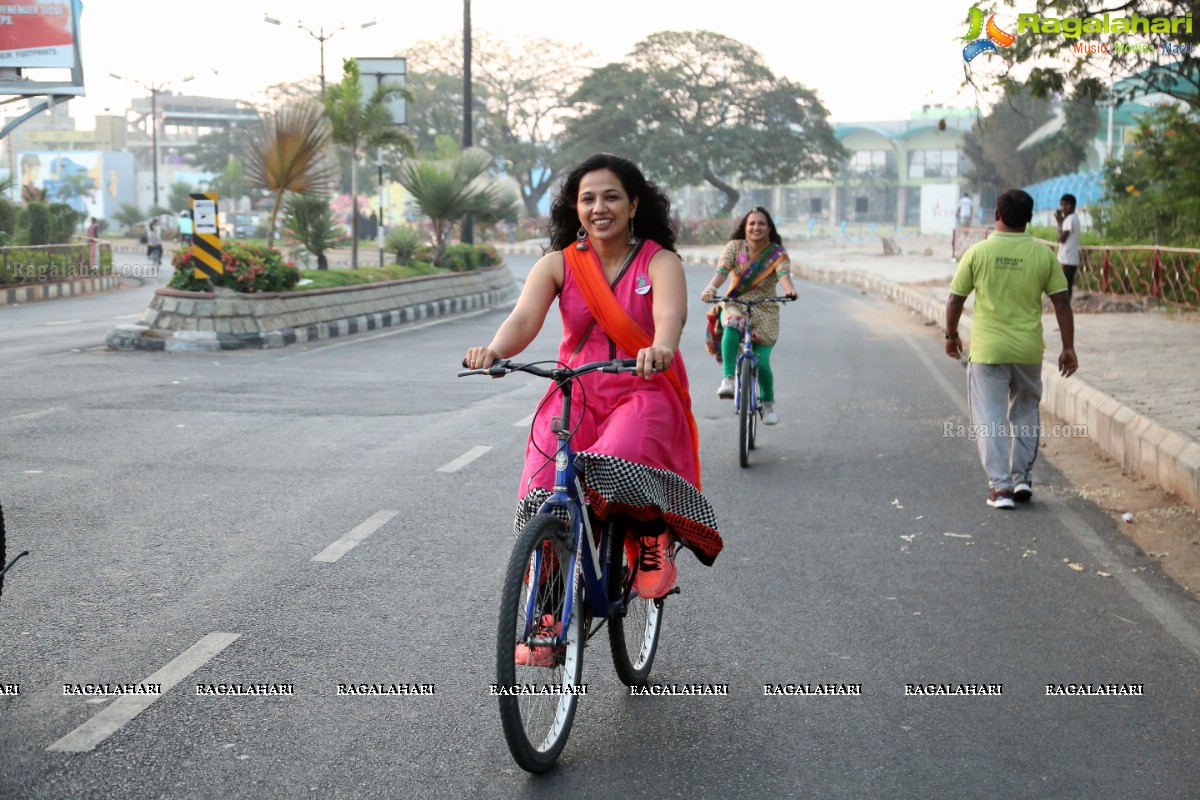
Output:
[
  {"xmin": 1055, "ymin": 193, "xmax": 1081, "ymax": 299},
  {"xmin": 944, "ymin": 189, "xmax": 1078, "ymax": 509},
  {"xmin": 958, "ymin": 193, "xmax": 973, "ymax": 227}
]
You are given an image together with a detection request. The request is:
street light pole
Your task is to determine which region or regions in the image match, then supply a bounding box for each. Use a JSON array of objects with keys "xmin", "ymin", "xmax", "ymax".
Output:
[
  {"xmin": 111, "ymin": 72, "xmax": 192, "ymax": 211},
  {"xmin": 150, "ymin": 87, "xmax": 158, "ymax": 207},
  {"xmin": 264, "ymin": 14, "xmax": 376, "ymax": 97}
]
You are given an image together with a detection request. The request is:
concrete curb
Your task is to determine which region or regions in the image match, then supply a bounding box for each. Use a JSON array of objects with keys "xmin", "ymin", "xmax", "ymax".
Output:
[
  {"xmin": 2, "ymin": 275, "xmax": 124, "ymax": 307},
  {"xmin": 107, "ymin": 265, "xmax": 516, "ymax": 352},
  {"xmin": 793, "ymin": 260, "xmax": 1200, "ymax": 512}
]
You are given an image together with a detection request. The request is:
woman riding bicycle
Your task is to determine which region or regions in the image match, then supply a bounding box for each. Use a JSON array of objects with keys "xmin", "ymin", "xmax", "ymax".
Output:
[
  {"xmin": 701, "ymin": 207, "xmax": 798, "ymax": 425},
  {"xmin": 464, "ymin": 153, "xmax": 721, "ymax": 608}
]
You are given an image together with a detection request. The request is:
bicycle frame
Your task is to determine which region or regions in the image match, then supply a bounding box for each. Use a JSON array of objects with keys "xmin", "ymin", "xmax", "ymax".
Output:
[
  {"xmin": 459, "ymin": 359, "xmax": 638, "ymax": 650},
  {"xmin": 733, "ymin": 321, "xmax": 760, "ymax": 418}
]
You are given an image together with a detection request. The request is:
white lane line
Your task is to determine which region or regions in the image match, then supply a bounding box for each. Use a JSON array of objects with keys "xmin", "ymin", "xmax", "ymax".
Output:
[
  {"xmin": 436, "ymin": 445, "xmax": 493, "ymax": 473},
  {"xmin": 311, "ymin": 510, "xmax": 399, "ymax": 564},
  {"xmin": 112, "ymin": 313, "xmax": 142, "ymax": 320},
  {"xmin": 41, "ymin": 319, "xmax": 83, "ymax": 326},
  {"xmin": 8, "ymin": 406, "xmax": 65, "ymax": 421},
  {"xmin": 47, "ymin": 632, "xmax": 241, "ymax": 753},
  {"xmin": 513, "ymin": 413, "xmax": 535, "ymax": 428}
]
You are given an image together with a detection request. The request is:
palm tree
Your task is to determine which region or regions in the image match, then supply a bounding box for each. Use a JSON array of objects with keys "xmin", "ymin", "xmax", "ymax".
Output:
[
  {"xmin": 324, "ymin": 58, "xmax": 415, "ymax": 268},
  {"xmin": 241, "ymin": 100, "xmax": 338, "ymax": 249},
  {"xmin": 282, "ymin": 194, "xmax": 346, "ymax": 270},
  {"xmin": 396, "ymin": 146, "xmax": 517, "ymax": 265}
]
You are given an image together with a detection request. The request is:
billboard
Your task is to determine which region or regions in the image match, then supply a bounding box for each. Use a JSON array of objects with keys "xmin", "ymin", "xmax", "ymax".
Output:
[
  {"xmin": 0, "ymin": 1, "xmax": 79, "ymax": 68},
  {"xmin": 18, "ymin": 150, "xmax": 136, "ymax": 220}
]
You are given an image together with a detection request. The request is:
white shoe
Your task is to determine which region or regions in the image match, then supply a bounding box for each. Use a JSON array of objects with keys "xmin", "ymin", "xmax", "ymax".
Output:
[
  {"xmin": 716, "ymin": 378, "xmax": 734, "ymax": 398},
  {"xmin": 763, "ymin": 402, "xmax": 778, "ymax": 425}
]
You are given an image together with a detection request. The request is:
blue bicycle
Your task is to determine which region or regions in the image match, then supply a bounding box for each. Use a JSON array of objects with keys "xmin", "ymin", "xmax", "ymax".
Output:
[
  {"xmin": 457, "ymin": 357, "xmax": 674, "ymax": 773},
  {"xmin": 706, "ymin": 295, "xmax": 793, "ymax": 468}
]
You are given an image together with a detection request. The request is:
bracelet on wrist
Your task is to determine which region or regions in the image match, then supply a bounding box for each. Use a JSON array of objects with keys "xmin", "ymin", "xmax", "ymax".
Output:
[{"xmin": 945, "ymin": 330, "xmax": 960, "ymax": 340}]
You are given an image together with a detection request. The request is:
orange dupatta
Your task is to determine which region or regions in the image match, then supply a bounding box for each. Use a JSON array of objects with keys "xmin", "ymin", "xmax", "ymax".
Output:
[{"xmin": 563, "ymin": 244, "xmax": 703, "ymax": 490}]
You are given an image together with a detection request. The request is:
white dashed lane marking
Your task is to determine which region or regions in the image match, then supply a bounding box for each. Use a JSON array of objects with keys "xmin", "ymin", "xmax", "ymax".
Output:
[
  {"xmin": 47, "ymin": 632, "xmax": 241, "ymax": 753},
  {"xmin": 436, "ymin": 445, "xmax": 493, "ymax": 473},
  {"xmin": 311, "ymin": 510, "xmax": 399, "ymax": 564}
]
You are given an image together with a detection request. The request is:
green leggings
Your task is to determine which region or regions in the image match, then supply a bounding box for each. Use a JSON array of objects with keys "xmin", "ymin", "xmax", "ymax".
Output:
[{"xmin": 721, "ymin": 326, "xmax": 775, "ymax": 403}]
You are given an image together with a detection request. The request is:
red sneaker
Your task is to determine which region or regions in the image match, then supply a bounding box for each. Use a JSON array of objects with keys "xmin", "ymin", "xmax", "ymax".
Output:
[
  {"xmin": 634, "ymin": 532, "xmax": 677, "ymax": 599},
  {"xmin": 515, "ymin": 614, "xmax": 562, "ymax": 667}
]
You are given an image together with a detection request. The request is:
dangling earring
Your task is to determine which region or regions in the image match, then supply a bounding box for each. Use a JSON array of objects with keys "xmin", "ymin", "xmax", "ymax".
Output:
[
  {"xmin": 576, "ymin": 226, "xmax": 588, "ymax": 251},
  {"xmin": 628, "ymin": 218, "xmax": 637, "ymax": 245}
]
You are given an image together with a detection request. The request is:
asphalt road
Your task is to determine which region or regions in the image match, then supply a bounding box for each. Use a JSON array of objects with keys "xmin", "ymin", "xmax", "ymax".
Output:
[{"xmin": 1, "ymin": 254, "xmax": 1198, "ymax": 798}]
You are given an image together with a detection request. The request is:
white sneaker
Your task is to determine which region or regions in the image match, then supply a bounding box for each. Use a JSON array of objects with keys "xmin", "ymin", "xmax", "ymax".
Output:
[
  {"xmin": 716, "ymin": 377, "xmax": 734, "ymax": 398},
  {"xmin": 763, "ymin": 402, "xmax": 778, "ymax": 425}
]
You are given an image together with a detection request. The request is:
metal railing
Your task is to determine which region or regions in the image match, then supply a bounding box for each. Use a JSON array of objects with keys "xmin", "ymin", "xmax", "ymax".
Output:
[
  {"xmin": 0, "ymin": 240, "xmax": 114, "ymax": 286},
  {"xmin": 952, "ymin": 228, "xmax": 1200, "ymax": 308}
]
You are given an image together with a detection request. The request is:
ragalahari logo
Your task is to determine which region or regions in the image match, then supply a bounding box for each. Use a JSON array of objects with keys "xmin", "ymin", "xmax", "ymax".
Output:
[{"xmin": 962, "ymin": 6, "xmax": 1017, "ymax": 62}]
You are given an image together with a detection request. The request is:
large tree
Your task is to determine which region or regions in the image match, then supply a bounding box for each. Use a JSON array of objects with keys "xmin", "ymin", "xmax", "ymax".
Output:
[
  {"xmin": 404, "ymin": 34, "xmax": 594, "ymax": 217},
  {"xmin": 560, "ymin": 30, "xmax": 844, "ymax": 215},
  {"xmin": 974, "ymin": 1, "xmax": 1198, "ymax": 106},
  {"xmin": 324, "ymin": 58, "xmax": 416, "ymax": 268},
  {"xmin": 963, "ymin": 84, "xmax": 1099, "ymax": 193}
]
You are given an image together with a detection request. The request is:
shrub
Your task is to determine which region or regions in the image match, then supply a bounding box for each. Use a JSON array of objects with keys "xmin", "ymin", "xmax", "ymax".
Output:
[
  {"xmin": 439, "ymin": 242, "xmax": 480, "ymax": 272},
  {"xmin": 0, "ymin": 199, "xmax": 15, "ymax": 246},
  {"xmin": 474, "ymin": 243, "xmax": 501, "ymax": 267},
  {"xmin": 675, "ymin": 218, "xmax": 736, "ymax": 246},
  {"xmin": 47, "ymin": 203, "xmax": 79, "ymax": 244},
  {"xmin": 26, "ymin": 201, "xmax": 50, "ymax": 245},
  {"xmin": 168, "ymin": 241, "xmax": 300, "ymax": 293},
  {"xmin": 385, "ymin": 226, "xmax": 424, "ymax": 264}
]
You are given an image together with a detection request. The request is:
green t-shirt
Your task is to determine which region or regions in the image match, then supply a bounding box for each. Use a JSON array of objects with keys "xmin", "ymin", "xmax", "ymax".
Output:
[{"xmin": 950, "ymin": 231, "xmax": 1068, "ymax": 364}]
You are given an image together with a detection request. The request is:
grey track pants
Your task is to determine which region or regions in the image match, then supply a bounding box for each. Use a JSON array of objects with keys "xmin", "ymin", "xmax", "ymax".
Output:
[{"xmin": 966, "ymin": 362, "xmax": 1043, "ymax": 491}]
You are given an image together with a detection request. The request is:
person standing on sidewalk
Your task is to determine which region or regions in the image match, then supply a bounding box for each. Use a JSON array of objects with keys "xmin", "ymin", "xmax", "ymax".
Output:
[
  {"xmin": 1055, "ymin": 193, "xmax": 1082, "ymax": 299},
  {"xmin": 944, "ymin": 189, "xmax": 1078, "ymax": 509}
]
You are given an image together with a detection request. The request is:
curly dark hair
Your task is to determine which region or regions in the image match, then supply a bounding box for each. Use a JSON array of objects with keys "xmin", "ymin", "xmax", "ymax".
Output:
[
  {"xmin": 730, "ymin": 206, "xmax": 782, "ymax": 245},
  {"xmin": 547, "ymin": 153, "xmax": 677, "ymax": 252}
]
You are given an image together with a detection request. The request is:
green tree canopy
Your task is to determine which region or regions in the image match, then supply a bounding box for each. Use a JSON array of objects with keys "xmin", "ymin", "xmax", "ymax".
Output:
[
  {"xmin": 1098, "ymin": 104, "xmax": 1200, "ymax": 244},
  {"xmin": 560, "ymin": 30, "xmax": 845, "ymax": 215},
  {"xmin": 964, "ymin": 84, "xmax": 1099, "ymax": 193},
  {"xmin": 977, "ymin": 1, "xmax": 1198, "ymax": 107}
]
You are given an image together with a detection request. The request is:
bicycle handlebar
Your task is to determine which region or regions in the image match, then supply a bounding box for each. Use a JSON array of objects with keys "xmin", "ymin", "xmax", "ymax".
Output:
[
  {"xmin": 704, "ymin": 295, "xmax": 796, "ymax": 306},
  {"xmin": 458, "ymin": 358, "xmax": 638, "ymax": 380}
]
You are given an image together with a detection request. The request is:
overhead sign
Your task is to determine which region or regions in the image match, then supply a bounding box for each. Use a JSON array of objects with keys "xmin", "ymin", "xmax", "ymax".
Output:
[
  {"xmin": 189, "ymin": 193, "xmax": 222, "ymax": 280},
  {"xmin": 357, "ymin": 57, "xmax": 407, "ymax": 126},
  {"xmin": 0, "ymin": 1, "xmax": 78, "ymax": 68}
]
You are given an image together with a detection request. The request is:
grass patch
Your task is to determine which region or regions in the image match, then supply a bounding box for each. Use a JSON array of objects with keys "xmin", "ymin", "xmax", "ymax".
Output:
[{"xmin": 293, "ymin": 262, "xmax": 445, "ymax": 290}]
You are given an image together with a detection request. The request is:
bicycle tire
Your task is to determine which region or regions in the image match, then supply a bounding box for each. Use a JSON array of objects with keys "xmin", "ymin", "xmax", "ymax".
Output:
[
  {"xmin": 738, "ymin": 357, "xmax": 753, "ymax": 468},
  {"xmin": 0, "ymin": 501, "xmax": 5, "ymax": 600},
  {"xmin": 748, "ymin": 377, "xmax": 759, "ymax": 451},
  {"xmin": 607, "ymin": 522, "xmax": 663, "ymax": 686},
  {"xmin": 496, "ymin": 514, "xmax": 585, "ymax": 774}
]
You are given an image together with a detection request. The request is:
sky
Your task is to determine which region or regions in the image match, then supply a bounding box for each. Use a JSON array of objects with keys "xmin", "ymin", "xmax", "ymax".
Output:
[{"xmin": 44, "ymin": 0, "xmax": 987, "ymax": 127}]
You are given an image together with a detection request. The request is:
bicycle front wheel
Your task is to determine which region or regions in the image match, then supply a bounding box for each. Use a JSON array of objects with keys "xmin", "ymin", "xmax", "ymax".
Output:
[
  {"xmin": 738, "ymin": 357, "xmax": 754, "ymax": 468},
  {"xmin": 607, "ymin": 523, "xmax": 663, "ymax": 686},
  {"xmin": 0, "ymin": 501, "xmax": 5, "ymax": 601},
  {"xmin": 496, "ymin": 514, "xmax": 585, "ymax": 774}
]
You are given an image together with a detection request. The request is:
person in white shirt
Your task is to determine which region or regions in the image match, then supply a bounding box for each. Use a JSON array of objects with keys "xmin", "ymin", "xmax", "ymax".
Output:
[
  {"xmin": 1055, "ymin": 193, "xmax": 1082, "ymax": 299},
  {"xmin": 958, "ymin": 194, "xmax": 973, "ymax": 227}
]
